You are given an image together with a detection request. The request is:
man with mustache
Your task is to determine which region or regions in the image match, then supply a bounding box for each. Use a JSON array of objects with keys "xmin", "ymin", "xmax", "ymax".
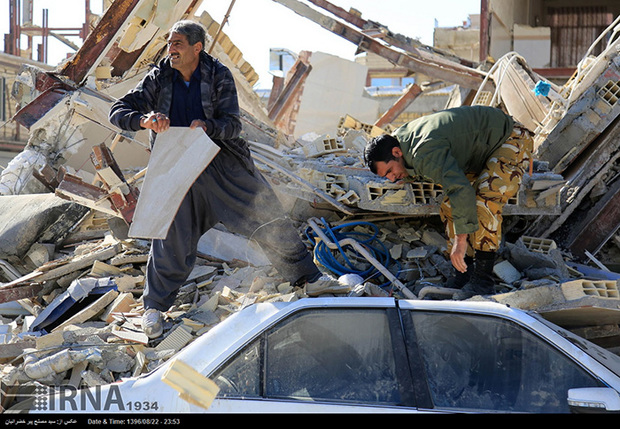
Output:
[
  {"xmin": 364, "ymin": 106, "xmax": 533, "ymax": 300},
  {"xmin": 109, "ymin": 20, "xmax": 346, "ymax": 339}
]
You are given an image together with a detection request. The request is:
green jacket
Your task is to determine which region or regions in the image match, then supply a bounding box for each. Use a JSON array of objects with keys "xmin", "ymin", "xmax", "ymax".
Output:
[{"xmin": 393, "ymin": 106, "xmax": 514, "ymax": 235}]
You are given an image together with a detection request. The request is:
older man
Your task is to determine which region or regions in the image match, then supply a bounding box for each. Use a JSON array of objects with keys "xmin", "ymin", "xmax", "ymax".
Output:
[
  {"xmin": 364, "ymin": 106, "xmax": 532, "ymax": 299},
  {"xmin": 109, "ymin": 21, "xmax": 345, "ymax": 338}
]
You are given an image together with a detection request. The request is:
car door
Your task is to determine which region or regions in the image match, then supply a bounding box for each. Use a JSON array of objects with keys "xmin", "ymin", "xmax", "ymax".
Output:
[
  {"xmin": 400, "ymin": 306, "xmax": 605, "ymax": 413},
  {"xmin": 207, "ymin": 304, "xmax": 421, "ymax": 412}
]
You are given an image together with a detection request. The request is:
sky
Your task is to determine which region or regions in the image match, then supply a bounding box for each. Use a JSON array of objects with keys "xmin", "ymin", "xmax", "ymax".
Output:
[{"xmin": 0, "ymin": 0, "xmax": 480, "ymax": 88}]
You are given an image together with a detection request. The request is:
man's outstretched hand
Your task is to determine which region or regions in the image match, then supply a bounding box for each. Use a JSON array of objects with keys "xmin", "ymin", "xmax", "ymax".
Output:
[{"xmin": 450, "ymin": 233, "xmax": 469, "ymax": 273}]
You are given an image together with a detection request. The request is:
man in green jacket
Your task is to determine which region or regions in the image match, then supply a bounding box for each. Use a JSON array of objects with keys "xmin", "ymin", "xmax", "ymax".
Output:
[{"xmin": 364, "ymin": 106, "xmax": 533, "ymax": 299}]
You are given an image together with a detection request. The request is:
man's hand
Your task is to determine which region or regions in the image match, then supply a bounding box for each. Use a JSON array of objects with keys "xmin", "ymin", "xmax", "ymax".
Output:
[
  {"xmin": 140, "ymin": 112, "xmax": 170, "ymax": 133},
  {"xmin": 190, "ymin": 119, "xmax": 208, "ymax": 134},
  {"xmin": 450, "ymin": 233, "xmax": 469, "ymax": 273}
]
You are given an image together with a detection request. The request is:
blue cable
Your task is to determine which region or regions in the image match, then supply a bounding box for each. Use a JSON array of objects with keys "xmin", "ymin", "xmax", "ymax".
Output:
[{"xmin": 305, "ymin": 218, "xmax": 403, "ymax": 290}]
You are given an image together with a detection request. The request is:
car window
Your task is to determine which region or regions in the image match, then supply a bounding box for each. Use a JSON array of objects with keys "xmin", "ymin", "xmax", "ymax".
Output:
[
  {"xmin": 212, "ymin": 308, "xmax": 402, "ymax": 406},
  {"xmin": 409, "ymin": 311, "xmax": 603, "ymax": 413}
]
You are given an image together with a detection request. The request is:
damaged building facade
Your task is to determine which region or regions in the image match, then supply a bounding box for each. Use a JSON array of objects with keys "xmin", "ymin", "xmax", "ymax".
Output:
[{"xmin": 1, "ymin": 0, "xmax": 620, "ymax": 412}]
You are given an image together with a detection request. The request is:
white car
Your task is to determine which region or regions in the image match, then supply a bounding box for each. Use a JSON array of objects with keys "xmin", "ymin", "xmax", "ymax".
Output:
[{"xmin": 11, "ymin": 297, "xmax": 620, "ymax": 414}]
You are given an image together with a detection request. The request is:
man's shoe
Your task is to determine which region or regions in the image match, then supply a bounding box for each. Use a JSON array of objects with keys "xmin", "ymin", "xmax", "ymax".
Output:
[
  {"xmin": 142, "ymin": 308, "xmax": 163, "ymax": 339},
  {"xmin": 452, "ymin": 279, "xmax": 495, "ymax": 300},
  {"xmin": 305, "ymin": 274, "xmax": 351, "ymax": 296},
  {"xmin": 452, "ymin": 251, "xmax": 496, "ymax": 300},
  {"xmin": 446, "ymin": 255, "xmax": 474, "ymax": 289}
]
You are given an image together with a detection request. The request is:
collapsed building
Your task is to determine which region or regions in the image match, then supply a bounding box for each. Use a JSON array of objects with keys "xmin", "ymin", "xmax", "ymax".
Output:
[{"xmin": 1, "ymin": 0, "xmax": 620, "ymax": 410}]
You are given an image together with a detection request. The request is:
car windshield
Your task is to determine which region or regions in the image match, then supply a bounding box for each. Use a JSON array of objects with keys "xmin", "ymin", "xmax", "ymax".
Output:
[{"xmin": 532, "ymin": 312, "xmax": 620, "ymax": 378}]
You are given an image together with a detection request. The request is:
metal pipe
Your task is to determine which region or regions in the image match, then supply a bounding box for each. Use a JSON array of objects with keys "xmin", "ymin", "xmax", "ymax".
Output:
[
  {"xmin": 208, "ymin": 0, "xmax": 237, "ymax": 54},
  {"xmin": 417, "ymin": 286, "xmax": 459, "ymax": 300},
  {"xmin": 307, "ymin": 217, "xmax": 416, "ymax": 299}
]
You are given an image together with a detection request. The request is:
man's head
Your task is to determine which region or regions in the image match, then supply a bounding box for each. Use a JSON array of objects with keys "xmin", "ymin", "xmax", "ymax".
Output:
[
  {"xmin": 167, "ymin": 21, "xmax": 206, "ymax": 77},
  {"xmin": 364, "ymin": 134, "xmax": 409, "ymax": 183}
]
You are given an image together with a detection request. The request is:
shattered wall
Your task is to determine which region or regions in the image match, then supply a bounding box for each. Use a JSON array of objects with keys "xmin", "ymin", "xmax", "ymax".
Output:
[{"xmin": 286, "ymin": 52, "xmax": 380, "ymax": 139}]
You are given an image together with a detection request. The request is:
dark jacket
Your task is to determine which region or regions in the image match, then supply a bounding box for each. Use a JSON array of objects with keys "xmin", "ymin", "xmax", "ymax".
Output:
[
  {"xmin": 394, "ymin": 106, "xmax": 514, "ymax": 235},
  {"xmin": 109, "ymin": 51, "xmax": 252, "ymax": 170}
]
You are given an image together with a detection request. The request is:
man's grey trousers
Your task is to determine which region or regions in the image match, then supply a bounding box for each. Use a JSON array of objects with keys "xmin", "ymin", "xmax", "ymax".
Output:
[{"xmin": 143, "ymin": 149, "xmax": 320, "ymax": 311}]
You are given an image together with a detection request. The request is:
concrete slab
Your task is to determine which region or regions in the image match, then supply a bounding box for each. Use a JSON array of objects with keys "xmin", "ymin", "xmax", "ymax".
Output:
[{"xmin": 0, "ymin": 194, "xmax": 76, "ymax": 260}]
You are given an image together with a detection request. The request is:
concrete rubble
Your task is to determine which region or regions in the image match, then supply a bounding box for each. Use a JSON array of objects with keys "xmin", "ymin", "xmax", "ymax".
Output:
[{"xmin": 2, "ymin": 0, "xmax": 620, "ymax": 411}]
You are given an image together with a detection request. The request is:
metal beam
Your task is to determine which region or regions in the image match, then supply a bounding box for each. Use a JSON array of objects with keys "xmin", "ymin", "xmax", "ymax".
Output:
[
  {"xmin": 567, "ymin": 177, "xmax": 620, "ymax": 258},
  {"xmin": 271, "ymin": 0, "xmax": 490, "ymax": 91},
  {"xmin": 306, "ymin": 0, "xmax": 476, "ymax": 67},
  {"xmin": 58, "ymin": 0, "xmax": 141, "ymax": 85}
]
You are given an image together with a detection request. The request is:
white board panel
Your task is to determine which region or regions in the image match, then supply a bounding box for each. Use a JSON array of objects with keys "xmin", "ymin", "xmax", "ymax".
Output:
[{"xmin": 129, "ymin": 127, "xmax": 220, "ymax": 239}]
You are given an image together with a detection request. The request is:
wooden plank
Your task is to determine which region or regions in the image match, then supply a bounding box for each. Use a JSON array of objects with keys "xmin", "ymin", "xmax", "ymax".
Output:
[{"xmin": 129, "ymin": 127, "xmax": 220, "ymax": 239}]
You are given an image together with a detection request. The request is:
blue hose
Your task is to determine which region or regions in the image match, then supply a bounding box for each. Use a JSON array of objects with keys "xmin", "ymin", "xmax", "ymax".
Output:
[{"xmin": 305, "ymin": 218, "xmax": 403, "ymax": 290}]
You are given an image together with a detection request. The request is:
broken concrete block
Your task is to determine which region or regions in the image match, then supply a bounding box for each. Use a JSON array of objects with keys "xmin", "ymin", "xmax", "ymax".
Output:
[
  {"xmin": 491, "ymin": 285, "xmax": 564, "ymax": 310},
  {"xmin": 104, "ymin": 351, "xmax": 135, "ymax": 373},
  {"xmin": 23, "ymin": 348, "xmax": 103, "ymax": 380},
  {"xmin": 561, "ymin": 279, "xmax": 620, "ymax": 301},
  {"xmin": 301, "ymin": 135, "xmax": 346, "ymax": 158},
  {"xmin": 493, "ymin": 260, "xmax": 522, "ymax": 284},
  {"xmin": 389, "ymin": 243, "xmax": 403, "ymax": 259},
  {"xmin": 68, "ymin": 360, "xmax": 88, "ymax": 388},
  {"xmin": 35, "ymin": 330, "xmax": 65, "ymax": 350},
  {"xmin": 411, "ymin": 182, "xmax": 443, "ymax": 204},
  {"xmin": 337, "ymin": 189, "xmax": 360, "ymax": 205},
  {"xmin": 81, "ymin": 369, "xmax": 108, "ymax": 387},
  {"xmin": 421, "ymin": 230, "xmax": 446, "ymax": 250},
  {"xmin": 506, "ymin": 242, "xmax": 570, "ymax": 280},
  {"xmin": 23, "ymin": 243, "xmax": 55, "ymax": 271},
  {"xmin": 0, "ymin": 194, "xmax": 77, "ymax": 260},
  {"xmin": 406, "ymin": 247, "xmax": 430, "ymax": 259},
  {"xmin": 397, "ymin": 227, "xmax": 421, "ymax": 242}
]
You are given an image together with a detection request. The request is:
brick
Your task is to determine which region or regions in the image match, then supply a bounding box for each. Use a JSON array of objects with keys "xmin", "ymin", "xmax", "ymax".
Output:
[
  {"xmin": 561, "ymin": 279, "xmax": 620, "ymax": 301},
  {"xmin": 162, "ymin": 358, "xmax": 220, "ymax": 410},
  {"xmin": 521, "ymin": 236, "xmax": 557, "ymax": 254},
  {"xmin": 493, "ymin": 260, "xmax": 522, "ymax": 284}
]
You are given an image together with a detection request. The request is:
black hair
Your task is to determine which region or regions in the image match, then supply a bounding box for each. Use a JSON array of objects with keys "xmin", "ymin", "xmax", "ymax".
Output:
[
  {"xmin": 364, "ymin": 134, "xmax": 401, "ymax": 174},
  {"xmin": 169, "ymin": 20, "xmax": 206, "ymax": 48}
]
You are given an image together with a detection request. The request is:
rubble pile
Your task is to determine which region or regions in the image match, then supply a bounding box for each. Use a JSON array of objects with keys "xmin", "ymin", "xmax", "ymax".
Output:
[
  {"xmin": 0, "ymin": 169, "xmax": 619, "ymax": 405},
  {"xmin": 2, "ymin": 0, "xmax": 620, "ymax": 413}
]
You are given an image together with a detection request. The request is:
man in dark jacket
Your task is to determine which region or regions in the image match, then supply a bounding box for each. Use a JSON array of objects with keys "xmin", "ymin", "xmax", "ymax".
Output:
[
  {"xmin": 109, "ymin": 21, "xmax": 345, "ymax": 339},
  {"xmin": 364, "ymin": 106, "xmax": 533, "ymax": 299}
]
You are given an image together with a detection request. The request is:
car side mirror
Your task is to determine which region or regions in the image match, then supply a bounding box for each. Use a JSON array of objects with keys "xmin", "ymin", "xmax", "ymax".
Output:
[{"xmin": 568, "ymin": 387, "xmax": 620, "ymax": 413}]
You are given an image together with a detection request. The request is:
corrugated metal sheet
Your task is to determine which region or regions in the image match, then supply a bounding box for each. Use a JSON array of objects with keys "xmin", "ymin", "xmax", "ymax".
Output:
[{"xmin": 547, "ymin": 6, "xmax": 613, "ymax": 67}]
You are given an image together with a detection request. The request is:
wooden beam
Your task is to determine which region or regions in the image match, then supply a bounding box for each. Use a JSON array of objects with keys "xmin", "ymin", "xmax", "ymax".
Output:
[{"xmin": 374, "ymin": 83, "xmax": 422, "ymax": 128}]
